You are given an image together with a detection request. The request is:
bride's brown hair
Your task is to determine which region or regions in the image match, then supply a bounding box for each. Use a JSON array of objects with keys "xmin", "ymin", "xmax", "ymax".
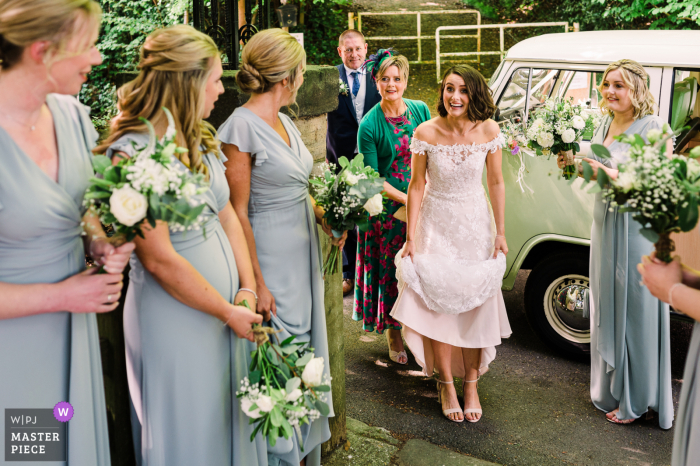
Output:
[{"xmin": 437, "ymin": 65, "xmax": 496, "ymax": 121}]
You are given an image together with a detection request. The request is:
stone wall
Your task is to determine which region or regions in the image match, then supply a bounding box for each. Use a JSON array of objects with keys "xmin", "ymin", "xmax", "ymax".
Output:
[{"xmin": 105, "ymin": 65, "xmax": 346, "ymax": 463}]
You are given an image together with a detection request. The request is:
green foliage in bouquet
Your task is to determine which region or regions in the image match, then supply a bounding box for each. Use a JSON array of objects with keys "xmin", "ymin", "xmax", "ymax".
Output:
[
  {"xmin": 582, "ymin": 126, "xmax": 700, "ymax": 262},
  {"xmin": 310, "ymin": 154, "xmax": 385, "ymax": 275},
  {"xmin": 85, "ymin": 108, "xmax": 209, "ymax": 243},
  {"xmin": 237, "ymin": 301, "xmax": 331, "ymax": 450},
  {"xmin": 525, "ymin": 97, "xmax": 598, "ymax": 180}
]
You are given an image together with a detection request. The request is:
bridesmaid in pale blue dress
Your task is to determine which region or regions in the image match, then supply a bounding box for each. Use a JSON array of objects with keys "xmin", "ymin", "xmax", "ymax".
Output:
[
  {"xmin": 638, "ymin": 243, "xmax": 700, "ymax": 465},
  {"xmin": 0, "ymin": 2, "xmax": 134, "ymax": 465},
  {"xmin": 565, "ymin": 59, "xmax": 673, "ymax": 428},
  {"xmin": 96, "ymin": 26, "xmax": 265, "ymax": 466},
  {"xmin": 219, "ymin": 29, "xmax": 343, "ymax": 466}
]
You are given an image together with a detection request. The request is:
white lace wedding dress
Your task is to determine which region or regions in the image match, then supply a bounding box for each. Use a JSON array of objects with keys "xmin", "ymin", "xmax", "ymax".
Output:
[{"xmin": 390, "ymin": 134, "xmax": 512, "ymax": 378}]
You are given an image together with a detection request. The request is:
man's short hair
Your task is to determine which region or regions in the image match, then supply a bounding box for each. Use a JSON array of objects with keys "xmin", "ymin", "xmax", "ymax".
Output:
[{"xmin": 338, "ymin": 29, "xmax": 365, "ymax": 46}]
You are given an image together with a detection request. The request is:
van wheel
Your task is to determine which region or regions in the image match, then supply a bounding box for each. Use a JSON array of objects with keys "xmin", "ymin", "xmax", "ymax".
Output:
[{"xmin": 524, "ymin": 252, "xmax": 591, "ymax": 358}]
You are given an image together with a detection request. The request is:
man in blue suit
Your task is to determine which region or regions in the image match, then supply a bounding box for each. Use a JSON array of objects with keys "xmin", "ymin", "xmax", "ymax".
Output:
[{"xmin": 327, "ymin": 29, "xmax": 381, "ymax": 295}]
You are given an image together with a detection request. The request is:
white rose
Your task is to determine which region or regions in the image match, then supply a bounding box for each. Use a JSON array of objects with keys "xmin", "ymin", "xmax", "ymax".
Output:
[
  {"xmin": 301, "ymin": 357, "xmax": 325, "ymax": 387},
  {"xmin": 363, "ymin": 194, "xmax": 383, "ymax": 217},
  {"xmin": 110, "ymin": 186, "xmax": 148, "ymax": 227},
  {"xmin": 181, "ymin": 182, "xmax": 197, "ymax": 198},
  {"xmin": 532, "ymin": 118, "xmax": 545, "ymax": 130},
  {"xmin": 343, "ymin": 172, "xmax": 361, "ymax": 186},
  {"xmin": 545, "ymin": 100, "xmax": 555, "ymax": 110},
  {"xmin": 616, "ymin": 171, "xmax": 636, "ymax": 192},
  {"xmin": 572, "ymin": 115, "xmax": 586, "ymax": 130},
  {"xmin": 536, "ymin": 132, "xmax": 554, "ymax": 148},
  {"xmin": 241, "ymin": 398, "xmax": 262, "ymax": 419},
  {"xmin": 255, "ymin": 395, "xmax": 275, "ymax": 413},
  {"xmin": 646, "ymin": 129, "xmax": 662, "ymax": 144},
  {"xmin": 285, "ymin": 389, "xmax": 303, "ymax": 402},
  {"xmin": 561, "ymin": 129, "xmax": 576, "ymax": 144}
]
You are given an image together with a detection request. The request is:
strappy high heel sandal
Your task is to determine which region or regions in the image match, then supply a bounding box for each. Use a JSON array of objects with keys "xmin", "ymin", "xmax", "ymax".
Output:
[
  {"xmin": 436, "ymin": 379, "xmax": 464, "ymax": 423},
  {"xmin": 462, "ymin": 377, "xmax": 482, "ymax": 423}
]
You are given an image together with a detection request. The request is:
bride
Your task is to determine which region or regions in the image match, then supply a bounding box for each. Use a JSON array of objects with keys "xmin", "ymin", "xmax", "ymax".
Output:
[{"xmin": 391, "ymin": 65, "xmax": 512, "ymax": 423}]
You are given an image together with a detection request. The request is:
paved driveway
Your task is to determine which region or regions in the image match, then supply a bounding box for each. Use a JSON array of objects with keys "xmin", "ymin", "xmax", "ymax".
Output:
[{"xmin": 344, "ymin": 270, "xmax": 694, "ymax": 465}]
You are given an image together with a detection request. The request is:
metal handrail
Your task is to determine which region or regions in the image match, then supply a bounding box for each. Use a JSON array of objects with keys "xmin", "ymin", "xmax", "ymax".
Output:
[
  {"xmin": 435, "ymin": 22, "xmax": 569, "ymax": 82},
  {"xmin": 357, "ymin": 10, "xmax": 481, "ymax": 64}
]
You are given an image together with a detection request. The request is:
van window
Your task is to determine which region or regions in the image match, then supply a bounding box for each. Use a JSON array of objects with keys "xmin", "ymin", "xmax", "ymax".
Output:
[
  {"xmin": 495, "ymin": 67, "xmax": 601, "ymax": 141},
  {"xmin": 669, "ymin": 68, "xmax": 700, "ymax": 155}
]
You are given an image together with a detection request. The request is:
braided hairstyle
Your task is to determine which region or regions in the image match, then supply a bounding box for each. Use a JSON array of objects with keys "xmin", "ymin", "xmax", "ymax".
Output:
[
  {"xmin": 95, "ymin": 25, "xmax": 220, "ymax": 179},
  {"xmin": 598, "ymin": 59, "xmax": 656, "ymax": 120},
  {"xmin": 0, "ymin": 0, "xmax": 101, "ymax": 71},
  {"xmin": 236, "ymin": 28, "xmax": 306, "ymax": 105}
]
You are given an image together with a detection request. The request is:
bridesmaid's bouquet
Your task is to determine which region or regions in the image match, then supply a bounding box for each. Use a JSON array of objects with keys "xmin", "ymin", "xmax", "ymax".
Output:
[
  {"xmin": 524, "ymin": 97, "xmax": 598, "ymax": 180},
  {"xmin": 85, "ymin": 108, "xmax": 209, "ymax": 246},
  {"xmin": 583, "ymin": 126, "xmax": 700, "ymax": 262},
  {"xmin": 237, "ymin": 303, "xmax": 331, "ymax": 451},
  {"xmin": 310, "ymin": 155, "xmax": 385, "ymax": 276}
]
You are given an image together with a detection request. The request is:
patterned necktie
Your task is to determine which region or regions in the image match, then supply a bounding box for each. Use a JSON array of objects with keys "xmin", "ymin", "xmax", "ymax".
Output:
[{"xmin": 350, "ymin": 71, "xmax": 360, "ymax": 97}]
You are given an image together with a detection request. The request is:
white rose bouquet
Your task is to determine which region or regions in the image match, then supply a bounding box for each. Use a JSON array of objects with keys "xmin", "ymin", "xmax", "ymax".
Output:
[
  {"xmin": 525, "ymin": 97, "xmax": 598, "ymax": 180},
  {"xmin": 85, "ymin": 108, "xmax": 208, "ymax": 251},
  {"xmin": 584, "ymin": 126, "xmax": 700, "ymax": 262},
  {"xmin": 237, "ymin": 301, "xmax": 331, "ymax": 451},
  {"xmin": 310, "ymin": 154, "xmax": 385, "ymax": 276}
]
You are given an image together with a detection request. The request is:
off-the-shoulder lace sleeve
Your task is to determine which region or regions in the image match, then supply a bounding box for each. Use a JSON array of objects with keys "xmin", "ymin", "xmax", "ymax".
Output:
[
  {"xmin": 410, "ymin": 138, "xmax": 431, "ymax": 156},
  {"xmin": 217, "ymin": 114, "xmax": 269, "ymax": 166},
  {"xmin": 486, "ymin": 132, "xmax": 506, "ymax": 155}
]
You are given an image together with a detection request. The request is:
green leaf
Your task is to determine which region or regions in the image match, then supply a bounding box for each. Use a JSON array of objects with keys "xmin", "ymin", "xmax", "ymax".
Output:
[
  {"xmin": 314, "ymin": 400, "xmax": 330, "ymax": 416},
  {"xmin": 84, "ymin": 191, "xmax": 112, "ymax": 199},
  {"xmin": 313, "ymin": 385, "xmax": 331, "ymax": 392},
  {"xmin": 597, "ymin": 168, "xmax": 610, "ymax": 188},
  {"xmin": 680, "ymin": 196, "xmax": 699, "ymax": 232},
  {"xmin": 89, "ymin": 177, "xmax": 115, "ymax": 189},
  {"xmin": 296, "ymin": 352, "xmax": 313, "ymax": 367},
  {"xmin": 280, "ymin": 335, "xmax": 297, "ymax": 346},
  {"xmin": 270, "ymin": 407, "xmax": 285, "ymax": 428},
  {"xmin": 92, "ymin": 155, "xmax": 112, "ymax": 174},
  {"xmin": 249, "ymin": 370, "xmax": 262, "ymax": 385},
  {"xmin": 286, "ymin": 377, "xmax": 301, "ymax": 393},
  {"xmin": 281, "ymin": 419, "xmax": 293, "ymax": 439},
  {"xmin": 589, "ymin": 144, "xmax": 611, "ymax": 159},
  {"xmin": 266, "ymin": 346, "xmax": 280, "ymax": 365},
  {"xmin": 356, "ymin": 218, "xmax": 370, "ymax": 232},
  {"xmin": 581, "ymin": 160, "xmax": 594, "ymax": 182},
  {"xmin": 338, "ymin": 157, "xmax": 349, "ymax": 168},
  {"xmin": 587, "ymin": 183, "xmax": 602, "ymax": 194},
  {"xmin": 640, "ymin": 228, "xmax": 660, "ymax": 243}
]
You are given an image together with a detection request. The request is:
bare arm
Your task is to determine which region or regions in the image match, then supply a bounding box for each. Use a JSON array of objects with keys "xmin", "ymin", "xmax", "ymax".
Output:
[
  {"xmin": 401, "ymin": 133, "xmax": 428, "ymax": 260},
  {"xmin": 222, "ymin": 142, "xmax": 276, "ymax": 320},
  {"xmin": 485, "ymin": 141, "xmax": 508, "ymax": 257},
  {"xmin": 219, "ymin": 202, "xmax": 257, "ymax": 307},
  {"xmin": 638, "ymin": 256, "xmax": 700, "ymax": 322}
]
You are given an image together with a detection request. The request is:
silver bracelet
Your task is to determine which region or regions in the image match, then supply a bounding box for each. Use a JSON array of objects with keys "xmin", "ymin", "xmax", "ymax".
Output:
[
  {"xmin": 237, "ymin": 288, "xmax": 258, "ymax": 306},
  {"xmin": 668, "ymin": 283, "xmax": 686, "ymax": 310},
  {"xmin": 222, "ymin": 305, "xmax": 235, "ymax": 327}
]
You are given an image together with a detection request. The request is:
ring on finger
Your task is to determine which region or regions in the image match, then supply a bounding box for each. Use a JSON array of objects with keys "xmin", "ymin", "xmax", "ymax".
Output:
[{"xmin": 107, "ymin": 294, "xmax": 112, "ymax": 302}]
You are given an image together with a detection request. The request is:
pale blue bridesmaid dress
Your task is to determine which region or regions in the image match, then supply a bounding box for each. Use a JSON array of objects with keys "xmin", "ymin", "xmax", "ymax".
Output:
[
  {"xmin": 673, "ymin": 322, "xmax": 700, "ymax": 465},
  {"xmin": 105, "ymin": 133, "xmax": 267, "ymax": 466},
  {"xmin": 218, "ymin": 107, "xmax": 334, "ymax": 466},
  {"xmin": 589, "ymin": 114, "xmax": 673, "ymax": 429},
  {"xmin": 0, "ymin": 94, "xmax": 110, "ymax": 466}
]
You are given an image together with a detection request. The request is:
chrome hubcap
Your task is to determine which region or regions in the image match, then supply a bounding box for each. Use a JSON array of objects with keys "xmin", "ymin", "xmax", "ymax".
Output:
[{"xmin": 543, "ymin": 274, "xmax": 591, "ymax": 344}]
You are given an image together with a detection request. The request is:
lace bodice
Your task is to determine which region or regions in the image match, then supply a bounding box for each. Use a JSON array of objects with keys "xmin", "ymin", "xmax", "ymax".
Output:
[{"xmin": 410, "ymin": 134, "xmax": 505, "ymax": 200}]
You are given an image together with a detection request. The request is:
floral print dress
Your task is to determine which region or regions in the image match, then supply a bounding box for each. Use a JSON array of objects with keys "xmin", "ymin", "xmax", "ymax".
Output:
[{"xmin": 353, "ymin": 109, "xmax": 418, "ymax": 333}]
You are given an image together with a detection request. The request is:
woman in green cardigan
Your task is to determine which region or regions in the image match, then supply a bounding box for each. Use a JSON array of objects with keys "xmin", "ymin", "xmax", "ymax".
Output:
[{"xmin": 354, "ymin": 50, "xmax": 431, "ymax": 364}]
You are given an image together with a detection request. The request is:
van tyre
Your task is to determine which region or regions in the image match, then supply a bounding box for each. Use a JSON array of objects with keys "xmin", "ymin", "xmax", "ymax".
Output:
[{"xmin": 525, "ymin": 251, "xmax": 591, "ymax": 359}]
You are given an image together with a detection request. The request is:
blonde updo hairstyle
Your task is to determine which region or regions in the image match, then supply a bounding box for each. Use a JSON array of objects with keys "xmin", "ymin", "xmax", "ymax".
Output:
[
  {"xmin": 236, "ymin": 28, "xmax": 306, "ymax": 105},
  {"xmin": 96, "ymin": 25, "xmax": 220, "ymax": 178},
  {"xmin": 375, "ymin": 54, "xmax": 409, "ymax": 83},
  {"xmin": 598, "ymin": 59, "xmax": 656, "ymax": 120},
  {"xmin": 0, "ymin": 0, "xmax": 101, "ymax": 71}
]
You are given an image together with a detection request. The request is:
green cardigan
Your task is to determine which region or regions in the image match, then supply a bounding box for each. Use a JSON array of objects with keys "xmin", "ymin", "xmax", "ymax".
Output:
[{"xmin": 357, "ymin": 98, "xmax": 432, "ymax": 191}]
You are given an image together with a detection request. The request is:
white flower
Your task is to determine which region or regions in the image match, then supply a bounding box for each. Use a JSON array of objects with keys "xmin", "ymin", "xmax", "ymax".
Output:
[
  {"xmin": 241, "ymin": 398, "xmax": 262, "ymax": 419},
  {"xmin": 616, "ymin": 171, "xmax": 636, "ymax": 192},
  {"xmin": 343, "ymin": 172, "xmax": 361, "ymax": 186},
  {"xmin": 301, "ymin": 357, "xmax": 325, "ymax": 387},
  {"xmin": 181, "ymin": 182, "xmax": 197, "ymax": 198},
  {"xmin": 110, "ymin": 186, "xmax": 148, "ymax": 226},
  {"xmin": 545, "ymin": 100, "xmax": 555, "ymax": 110},
  {"xmin": 255, "ymin": 395, "xmax": 275, "ymax": 413},
  {"xmin": 285, "ymin": 389, "xmax": 303, "ymax": 402},
  {"xmin": 536, "ymin": 132, "xmax": 554, "ymax": 148},
  {"xmin": 363, "ymin": 194, "xmax": 383, "ymax": 217},
  {"xmin": 572, "ymin": 115, "xmax": 586, "ymax": 130},
  {"xmin": 646, "ymin": 129, "xmax": 662, "ymax": 144},
  {"xmin": 561, "ymin": 129, "xmax": 576, "ymax": 144}
]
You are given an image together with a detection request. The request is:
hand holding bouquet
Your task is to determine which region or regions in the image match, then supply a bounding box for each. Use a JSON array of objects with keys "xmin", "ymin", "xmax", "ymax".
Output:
[
  {"xmin": 525, "ymin": 97, "xmax": 598, "ymax": 180},
  {"xmin": 310, "ymin": 154, "xmax": 385, "ymax": 276},
  {"xmin": 584, "ymin": 126, "xmax": 700, "ymax": 262},
  {"xmin": 85, "ymin": 108, "xmax": 209, "ymax": 250},
  {"xmin": 237, "ymin": 302, "xmax": 331, "ymax": 451}
]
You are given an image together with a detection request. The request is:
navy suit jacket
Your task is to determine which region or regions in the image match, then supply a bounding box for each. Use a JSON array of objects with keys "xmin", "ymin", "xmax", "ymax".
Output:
[{"xmin": 326, "ymin": 64, "xmax": 381, "ymax": 172}]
